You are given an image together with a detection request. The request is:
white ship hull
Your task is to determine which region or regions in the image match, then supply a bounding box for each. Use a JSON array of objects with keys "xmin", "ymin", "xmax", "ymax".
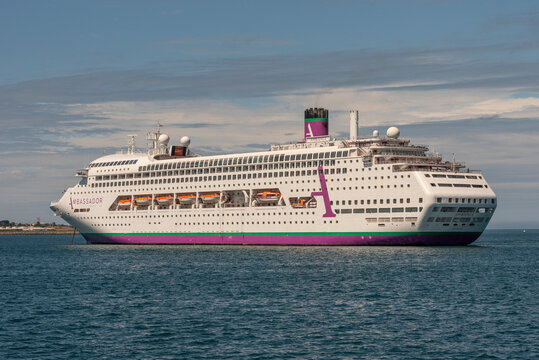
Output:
[{"xmin": 50, "ymin": 108, "xmax": 496, "ymax": 245}]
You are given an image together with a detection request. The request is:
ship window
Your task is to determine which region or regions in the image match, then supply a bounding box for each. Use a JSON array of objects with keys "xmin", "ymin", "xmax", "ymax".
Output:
[
  {"xmin": 337, "ymin": 151, "xmax": 342, "ymax": 157},
  {"xmin": 392, "ymin": 208, "xmax": 404, "ymax": 213},
  {"xmin": 301, "ymin": 154, "xmax": 307, "ymax": 160},
  {"xmin": 331, "ymin": 152, "xmax": 336, "ymax": 158},
  {"xmin": 366, "ymin": 208, "xmax": 377, "ymax": 213}
]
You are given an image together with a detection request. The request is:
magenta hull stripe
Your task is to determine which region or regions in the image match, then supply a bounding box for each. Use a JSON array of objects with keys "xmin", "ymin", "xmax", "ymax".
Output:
[{"xmin": 82, "ymin": 233, "xmax": 481, "ymax": 246}]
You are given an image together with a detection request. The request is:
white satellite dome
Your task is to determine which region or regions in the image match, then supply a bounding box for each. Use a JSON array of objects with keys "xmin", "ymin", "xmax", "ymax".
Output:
[
  {"xmin": 373, "ymin": 130, "xmax": 379, "ymax": 138},
  {"xmin": 386, "ymin": 127, "xmax": 400, "ymax": 139},
  {"xmin": 158, "ymin": 134, "xmax": 170, "ymax": 145},
  {"xmin": 180, "ymin": 136, "xmax": 191, "ymax": 147}
]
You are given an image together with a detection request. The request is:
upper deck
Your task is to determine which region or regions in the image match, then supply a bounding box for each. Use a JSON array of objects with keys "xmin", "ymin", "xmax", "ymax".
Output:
[{"xmin": 78, "ymin": 107, "xmax": 475, "ymax": 179}]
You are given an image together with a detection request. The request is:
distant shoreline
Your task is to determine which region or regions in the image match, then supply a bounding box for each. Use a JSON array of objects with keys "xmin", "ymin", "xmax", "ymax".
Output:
[{"xmin": 0, "ymin": 229, "xmax": 78, "ymax": 236}]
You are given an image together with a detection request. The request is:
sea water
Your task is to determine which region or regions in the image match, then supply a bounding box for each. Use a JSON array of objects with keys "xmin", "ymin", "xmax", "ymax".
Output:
[{"xmin": 0, "ymin": 230, "xmax": 537, "ymax": 359}]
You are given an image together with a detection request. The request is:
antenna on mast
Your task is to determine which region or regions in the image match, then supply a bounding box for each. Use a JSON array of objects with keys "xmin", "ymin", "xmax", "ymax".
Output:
[{"xmin": 127, "ymin": 134, "xmax": 137, "ymax": 154}]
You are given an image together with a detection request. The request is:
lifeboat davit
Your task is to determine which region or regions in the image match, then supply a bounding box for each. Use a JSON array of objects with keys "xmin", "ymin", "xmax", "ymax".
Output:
[
  {"xmin": 178, "ymin": 194, "xmax": 196, "ymax": 204},
  {"xmin": 255, "ymin": 191, "xmax": 281, "ymax": 203},
  {"xmin": 201, "ymin": 193, "xmax": 220, "ymax": 204},
  {"xmin": 156, "ymin": 195, "xmax": 174, "ymax": 205},
  {"xmin": 134, "ymin": 196, "xmax": 151, "ymax": 206}
]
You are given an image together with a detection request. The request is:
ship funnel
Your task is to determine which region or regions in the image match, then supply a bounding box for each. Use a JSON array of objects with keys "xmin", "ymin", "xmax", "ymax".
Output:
[
  {"xmin": 349, "ymin": 110, "xmax": 358, "ymax": 141},
  {"xmin": 304, "ymin": 107, "xmax": 329, "ymax": 140}
]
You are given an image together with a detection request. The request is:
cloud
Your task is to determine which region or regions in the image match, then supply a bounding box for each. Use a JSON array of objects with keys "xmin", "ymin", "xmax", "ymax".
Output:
[{"xmin": 3, "ymin": 40, "xmax": 539, "ymax": 107}]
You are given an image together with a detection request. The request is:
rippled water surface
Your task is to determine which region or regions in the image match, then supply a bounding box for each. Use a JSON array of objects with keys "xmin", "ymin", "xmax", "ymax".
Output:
[{"xmin": 1, "ymin": 230, "xmax": 537, "ymax": 359}]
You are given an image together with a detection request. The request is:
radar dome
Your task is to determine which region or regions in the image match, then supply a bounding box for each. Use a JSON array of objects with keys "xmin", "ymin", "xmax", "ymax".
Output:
[
  {"xmin": 180, "ymin": 136, "xmax": 191, "ymax": 147},
  {"xmin": 386, "ymin": 127, "xmax": 400, "ymax": 139},
  {"xmin": 158, "ymin": 134, "xmax": 170, "ymax": 145},
  {"xmin": 373, "ymin": 130, "xmax": 379, "ymax": 138}
]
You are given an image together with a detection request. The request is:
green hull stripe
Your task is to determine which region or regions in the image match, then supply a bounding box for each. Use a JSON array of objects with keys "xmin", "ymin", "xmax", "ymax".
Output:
[
  {"xmin": 304, "ymin": 118, "xmax": 328, "ymax": 122},
  {"xmin": 85, "ymin": 231, "xmax": 482, "ymax": 237}
]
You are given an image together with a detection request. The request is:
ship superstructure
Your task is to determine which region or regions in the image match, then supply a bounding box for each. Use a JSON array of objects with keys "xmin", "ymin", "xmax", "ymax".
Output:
[{"xmin": 50, "ymin": 108, "xmax": 496, "ymax": 245}]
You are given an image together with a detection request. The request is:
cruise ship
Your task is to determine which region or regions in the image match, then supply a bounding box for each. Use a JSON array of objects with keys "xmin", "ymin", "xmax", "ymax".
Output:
[{"xmin": 50, "ymin": 108, "xmax": 496, "ymax": 245}]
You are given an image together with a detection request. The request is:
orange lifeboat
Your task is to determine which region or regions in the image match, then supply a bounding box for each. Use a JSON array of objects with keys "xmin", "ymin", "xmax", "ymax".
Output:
[
  {"xmin": 291, "ymin": 199, "xmax": 305, "ymax": 208},
  {"xmin": 201, "ymin": 193, "xmax": 220, "ymax": 204},
  {"xmin": 134, "ymin": 196, "xmax": 151, "ymax": 206},
  {"xmin": 178, "ymin": 194, "xmax": 196, "ymax": 204},
  {"xmin": 255, "ymin": 191, "xmax": 281, "ymax": 203},
  {"xmin": 118, "ymin": 198, "xmax": 132, "ymax": 207},
  {"xmin": 156, "ymin": 195, "xmax": 174, "ymax": 205}
]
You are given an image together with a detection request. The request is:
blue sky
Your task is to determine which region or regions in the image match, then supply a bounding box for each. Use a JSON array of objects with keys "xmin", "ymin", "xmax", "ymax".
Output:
[{"xmin": 1, "ymin": 0, "xmax": 538, "ymax": 227}]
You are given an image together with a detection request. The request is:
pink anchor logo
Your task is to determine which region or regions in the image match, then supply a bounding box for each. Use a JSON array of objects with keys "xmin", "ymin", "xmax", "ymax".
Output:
[{"xmin": 311, "ymin": 165, "xmax": 336, "ymax": 217}]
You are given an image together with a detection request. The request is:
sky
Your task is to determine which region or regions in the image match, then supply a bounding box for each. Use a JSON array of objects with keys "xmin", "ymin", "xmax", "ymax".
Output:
[{"xmin": 1, "ymin": 0, "xmax": 538, "ymax": 228}]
